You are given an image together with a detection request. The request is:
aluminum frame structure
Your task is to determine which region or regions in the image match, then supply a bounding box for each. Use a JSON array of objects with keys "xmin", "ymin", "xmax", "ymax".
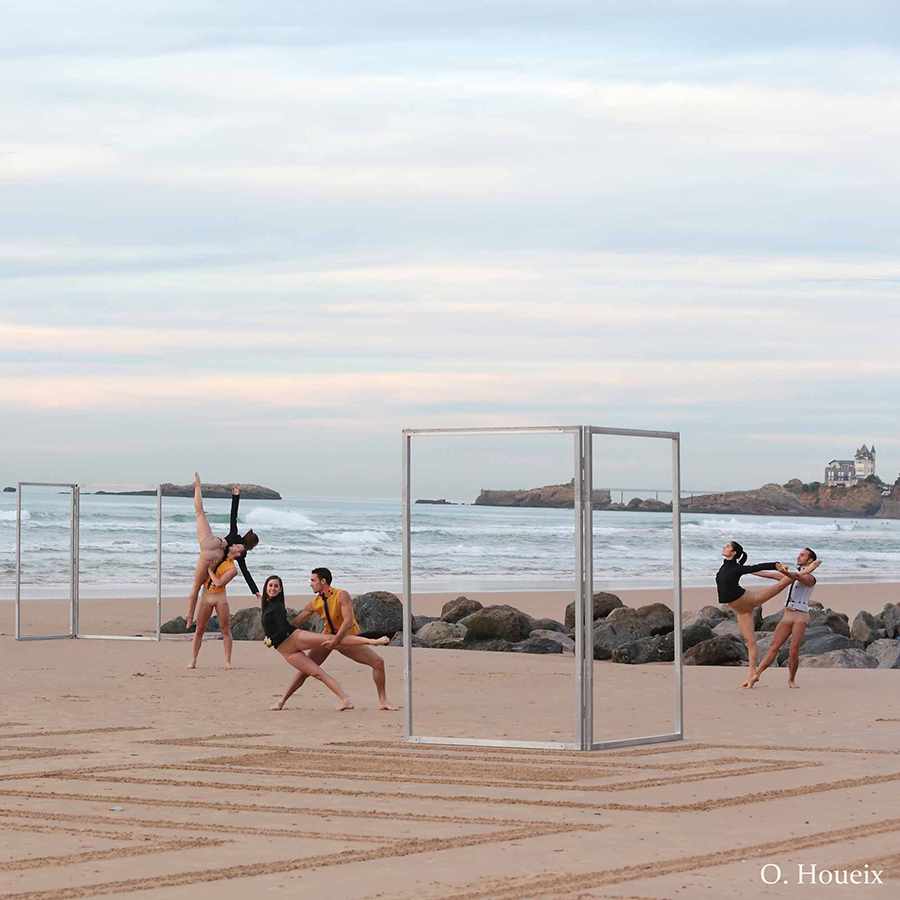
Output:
[
  {"xmin": 15, "ymin": 483, "xmax": 163, "ymax": 642},
  {"xmin": 401, "ymin": 425, "xmax": 683, "ymax": 752}
]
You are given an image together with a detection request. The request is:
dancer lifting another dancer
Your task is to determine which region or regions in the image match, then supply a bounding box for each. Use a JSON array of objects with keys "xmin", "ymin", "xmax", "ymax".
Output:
[
  {"xmin": 716, "ymin": 541, "xmax": 793, "ymax": 688},
  {"xmin": 186, "ymin": 474, "xmax": 259, "ymax": 669},
  {"xmin": 260, "ymin": 575, "xmax": 390, "ymax": 711}
]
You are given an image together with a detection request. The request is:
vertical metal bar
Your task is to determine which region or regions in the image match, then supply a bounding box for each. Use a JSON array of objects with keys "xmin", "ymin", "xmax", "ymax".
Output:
[
  {"xmin": 156, "ymin": 484, "xmax": 163, "ymax": 640},
  {"xmin": 402, "ymin": 434, "xmax": 413, "ymax": 740},
  {"xmin": 72, "ymin": 486, "xmax": 79, "ymax": 637},
  {"xmin": 582, "ymin": 427, "xmax": 594, "ymax": 749},
  {"xmin": 573, "ymin": 428, "xmax": 585, "ymax": 750},
  {"xmin": 672, "ymin": 436, "xmax": 684, "ymax": 737},
  {"xmin": 15, "ymin": 483, "xmax": 22, "ymax": 640}
]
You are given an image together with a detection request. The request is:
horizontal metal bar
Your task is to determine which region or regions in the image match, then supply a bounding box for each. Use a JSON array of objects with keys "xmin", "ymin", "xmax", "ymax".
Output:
[
  {"xmin": 589, "ymin": 733, "xmax": 682, "ymax": 751},
  {"xmin": 588, "ymin": 427, "xmax": 679, "ymax": 440},
  {"xmin": 407, "ymin": 735, "xmax": 581, "ymax": 751},
  {"xmin": 77, "ymin": 484, "xmax": 159, "ymax": 490},
  {"xmin": 76, "ymin": 634, "xmax": 160, "ymax": 641},
  {"xmin": 15, "ymin": 634, "xmax": 73, "ymax": 641},
  {"xmin": 17, "ymin": 482, "xmax": 76, "ymax": 489},
  {"xmin": 402, "ymin": 426, "xmax": 581, "ymax": 437}
]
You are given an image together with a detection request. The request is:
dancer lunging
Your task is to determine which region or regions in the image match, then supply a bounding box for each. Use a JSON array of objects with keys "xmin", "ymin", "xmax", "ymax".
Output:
[
  {"xmin": 186, "ymin": 474, "xmax": 259, "ymax": 630},
  {"xmin": 260, "ymin": 576, "xmax": 390, "ymax": 711},
  {"xmin": 747, "ymin": 549, "xmax": 822, "ymax": 689},
  {"xmin": 270, "ymin": 567, "xmax": 398, "ymax": 712},
  {"xmin": 716, "ymin": 541, "xmax": 791, "ymax": 687}
]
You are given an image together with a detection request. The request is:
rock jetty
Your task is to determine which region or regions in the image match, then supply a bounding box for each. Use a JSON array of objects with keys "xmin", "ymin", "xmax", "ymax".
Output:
[{"xmin": 96, "ymin": 482, "xmax": 281, "ymax": 500}]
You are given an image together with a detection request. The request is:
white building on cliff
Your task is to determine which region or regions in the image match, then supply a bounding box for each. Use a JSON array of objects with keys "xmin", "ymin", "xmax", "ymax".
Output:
[{"xmin": 825, "ymin": 445, "xmax": 876, "ymax": 486}]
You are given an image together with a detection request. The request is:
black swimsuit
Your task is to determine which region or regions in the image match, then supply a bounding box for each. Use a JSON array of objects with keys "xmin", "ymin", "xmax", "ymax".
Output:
[
  {"xmin": 262, "ymin": 601, "xmax": 296, "ymax": 649},
  {"xmin": 207, "ymin": 493, "xmax": 258, "ymax": 595},
  {"xmin": 716, "ymin": 558, "xmax": 778, "ymax": 604}
]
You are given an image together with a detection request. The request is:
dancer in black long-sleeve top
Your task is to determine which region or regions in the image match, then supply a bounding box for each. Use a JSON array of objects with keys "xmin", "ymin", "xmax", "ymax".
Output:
[{"xmin": 716, "ymin": 541, "xmax": 792, "ymax": 688}]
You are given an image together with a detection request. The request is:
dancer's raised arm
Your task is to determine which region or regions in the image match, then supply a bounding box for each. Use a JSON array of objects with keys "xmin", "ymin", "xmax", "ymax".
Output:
[{"xmin": 222, "ymin": 485, "xmax": 260, "ymax": 598}]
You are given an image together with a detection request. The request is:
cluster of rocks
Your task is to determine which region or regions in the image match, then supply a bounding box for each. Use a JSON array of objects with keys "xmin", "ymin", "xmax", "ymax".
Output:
[{"xmin": 159, "ymin": 589, "xmax": 900, "ymax": 669}]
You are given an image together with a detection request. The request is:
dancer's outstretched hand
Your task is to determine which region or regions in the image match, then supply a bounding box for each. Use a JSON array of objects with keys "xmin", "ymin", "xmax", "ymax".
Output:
[
  {"xmin": 775, "ymin": 562, "xmax": 788, "ymax": 574},
  {"xmin": 232, "ymin": 484, "xmax": 240, "ymax": 496}
]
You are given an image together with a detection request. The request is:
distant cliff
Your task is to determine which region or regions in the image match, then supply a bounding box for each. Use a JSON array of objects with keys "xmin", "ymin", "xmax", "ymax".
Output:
[
  {"xmin": 95, "ymin": 483, "xmax": 282, "ymax": 500},
  {"xmin": 474, "ymin": 478, "xmax": 898, "ymax": 518},
  {"xmin": 475, "ymin": 481, "xmax": 612, "ymax": 509}
]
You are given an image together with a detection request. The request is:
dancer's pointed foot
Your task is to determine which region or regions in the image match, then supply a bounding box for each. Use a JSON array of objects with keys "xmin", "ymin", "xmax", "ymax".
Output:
[
  {"xmin": 740, "ymin": 671, "xmax": 756, "ymax": 688},
  {"xmin": 789, "ymin": 681, "xmax": 800, "ymax": 689},
  {"xmin": 375, "ymin": 636, "xmax": 390, "ymax": 645},
  {"xmin": 185, "ymin": 661, "xmax": 197, "ymax": 669},
  {"xmin": 335, "ymin": 698, "xmax": 354, "ymax": 711},
  {"xmin": 269, "ymin": 701, "xmax": 285, "ymax": 711},
  {"xmin": 224, "ymin": 662, "xmax": 234, "ymax": 670},
  {"xmin": 745, "ymin": 673, "xmax": 760, "ymax": 689},
  {"xmin": 378, "ymin": 699, "xmax": 399, "ymax": 711}
]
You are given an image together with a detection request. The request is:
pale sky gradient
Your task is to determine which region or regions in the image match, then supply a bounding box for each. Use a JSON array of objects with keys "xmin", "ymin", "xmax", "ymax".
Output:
[{"xmin": 2, "ymin": 2, "xmax": 898, "ymax": 499}]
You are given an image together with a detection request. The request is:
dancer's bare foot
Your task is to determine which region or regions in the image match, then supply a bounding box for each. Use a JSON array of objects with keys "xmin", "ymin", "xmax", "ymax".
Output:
[
  {"xmin": 378, "ymin": 700, "xmax": 399, "ymax": 711},
  {"xmin": 193, "ymin": 472, "xmax": 200, "ymax": 486},
  {"xmin": 375, "ymin": 636, "xmax": 390, "ymax": 645},
  {"xmin": 746, "ymin": 673, "xmax": 760, "ymax": 689},
  {"xmin": 335, "ymin": 698, "xmax": 354, "ymax": 711},
  {"xmin": 224, "ymin": 663, "xmax": 234, "ymax": 670},
  {"xmin": 789, "ymin": 681, "xmax": 800, "ymax": 689},
  {"xmin": 740, "ymin": 671, "xmax": 756, "ymax": 688},
  {"xmin": 269, "ymin": 701, "xmax": 285, "ymax": 711},
  {"xmin": 185, "ymin": 661, "xmax": 197, "ymax": 669}
]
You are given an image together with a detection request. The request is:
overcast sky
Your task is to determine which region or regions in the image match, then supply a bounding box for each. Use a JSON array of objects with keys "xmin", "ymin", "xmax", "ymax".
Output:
[{"xmin": 2, "ymin": 1, "xmax": 898, "ymax": 499}]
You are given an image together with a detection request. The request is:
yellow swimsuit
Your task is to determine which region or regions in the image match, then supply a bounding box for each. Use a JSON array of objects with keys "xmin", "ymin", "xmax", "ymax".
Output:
[
  {"xmin": 206, "ymin": 558, "xmax": 235, "ymax": 595},
  {"xmin": 310, "ymin": 587, "xmax": 360, "ymax": 635}
]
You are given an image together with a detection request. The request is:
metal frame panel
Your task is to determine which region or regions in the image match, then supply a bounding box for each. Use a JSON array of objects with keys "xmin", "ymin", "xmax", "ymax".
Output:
[
  {"xmin": 15, "ymin": 482, "xmax": 76, "ymax": 641},
  {"xmin": 15, "ymin": 482, "xmax": 163, "ymax": 642},
  {"xmin": 402, "ymin": 425, "xmax": 684, "ymax": 752}
]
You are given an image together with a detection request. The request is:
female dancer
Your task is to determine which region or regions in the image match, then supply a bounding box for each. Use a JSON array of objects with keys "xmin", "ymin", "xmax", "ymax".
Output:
[
  {"xmin": 186, "ymin": 474, "xmax": 259, "ymax": 630},
  {"xmin": 716, "ymin": 541, "xmax": 791, "ymax": 687},
  {"xmin": 186, "ymin": 544, "xmax": 239, "ymax": 669},
  {"xmin": 260, "ymin": 575, "xmax": 390, "ymax": 711}
]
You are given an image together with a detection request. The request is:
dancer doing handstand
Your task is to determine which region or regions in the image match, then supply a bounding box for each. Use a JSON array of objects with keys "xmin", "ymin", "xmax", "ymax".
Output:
[
  {"xmin": 716, "ymin": 541, "xmax": 792, "ymax": 688},
  {"xmin": 260, "ymin": 575, "xmax": 390, "ymax": 711},
  {"xmin": 186, "ymin": 474, "xmax": 259, "ymax": 630}
]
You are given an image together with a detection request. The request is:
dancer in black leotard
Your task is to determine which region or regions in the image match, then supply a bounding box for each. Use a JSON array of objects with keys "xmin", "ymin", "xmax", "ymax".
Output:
[
  {"xmin": 717, "ymin": 541, "xmax": 792, "ymax": 688},
  {"xmin": 259, "ymin": 576, "xmax": 390, "ymax": 711}
]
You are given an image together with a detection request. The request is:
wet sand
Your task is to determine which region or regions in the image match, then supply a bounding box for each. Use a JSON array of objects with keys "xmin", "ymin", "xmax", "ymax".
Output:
[{"xmin": 0, "ymin": 582, "xmax": 897, "ymax": 898}]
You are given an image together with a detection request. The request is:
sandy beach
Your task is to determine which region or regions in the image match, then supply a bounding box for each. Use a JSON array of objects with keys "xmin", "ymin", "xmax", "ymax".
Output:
[{"xmin": 1, "ymin": 581, "xmax": 898, "ymax": 898}]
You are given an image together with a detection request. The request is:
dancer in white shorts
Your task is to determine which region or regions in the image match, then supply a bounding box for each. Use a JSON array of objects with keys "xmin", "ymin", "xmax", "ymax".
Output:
[{"xmin": 748, "ymin": 549, "xmax": 821, "ymax": 689}]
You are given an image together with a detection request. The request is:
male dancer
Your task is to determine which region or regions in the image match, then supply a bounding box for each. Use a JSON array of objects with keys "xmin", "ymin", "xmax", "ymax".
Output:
[
  {"xmin": 748, "ymin": 549, "xmax": 821, "ymax": 689},
  {"xmin": 269, "ymin": 567, "xmax": 398, "ymax": 711}
]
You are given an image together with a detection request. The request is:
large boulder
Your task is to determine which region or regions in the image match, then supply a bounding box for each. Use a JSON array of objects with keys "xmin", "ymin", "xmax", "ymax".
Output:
[
  {"xmin": 851, "ymin": 611, "xmax": 881, "ymax": 647},
  {"xmin": 605, "ymin": 603, "xmax": 674, "ymax": 636},
  {"xmin": 441, "ymin": 596, "xmax": 483, "ymax": 623},
  {"xmin": 416, "ymin": 621, "xmax": 467, "ymax": 645},
  {"xmin": 529, "ymin": 629, "xmax": 576, "ymax": 652},
  {"xmin": 463, "ymin": 605, "xmax": 533, "ymax": 642},
  {"xmin": 512, "ymin": 636, "xmax": 565, "ymax": 654},
  {"xmin": 387, "ymin": 633, "xmax": 429, "ymax": 648},
  {"xmin": 230, "ymin": 607, "xmax": 265, "ymax": 641},
  {"xmin": 882, "ymin": 603, "xmax": 900, "ymax": 639},
  {"xmin": 611, "ymin": 635, "xmax": 668, "ymax": 665},
  {"xmin": 778, "ymin": 633, "xmax": 860, "ymax": 665},
  {"xmin": 661, "ymin": 623, "xmax": 716, "ymax": 657},
  {"xmin": 352, "ymin": 591, "xmax": 403, "ymax": 638},
  {"xmin": 809, "ymin": 609, "xmax": 850, "ymax": 637},
  {"xmin": 433, "ymin": 637, "xmax": 467, "ymax": 650},
  {"xmin": 465, "ymin": 638, "xmax": 515, "ymax": 652},
  {"xmin": 161, "ymin": 615, "xmax": 189, "ymax": 634},
  {"xmin": 529, "ymin": 617, "xmax": 571, "ymax": 635},
  {"xmin": 798, "ymin": 649, "xmax": 880, "ymax": 669},
  {"xmin": 564, "ymin": 591, "xmax": 623, "ymax": 628},
  {"xmin": 683, "ymin": 606, "xmax": 726, "ymax": 629},
  {"xmin": 413, "ymin": 614, "xmax": 442, "ymax": 632},
  {"xmin": 865, "ymin": 638, "xmax": 900, "ymax": 669},
  {"xmin": 684, "ymin": 636, "xmax": 746, "ymax": 666},
  {"xmin": 713, "ymin": 620, "xmax": 744, "ymax": 640},
  {"xmin": 592, "ymin": 618, "xmax": 653, "ymax": 660}
]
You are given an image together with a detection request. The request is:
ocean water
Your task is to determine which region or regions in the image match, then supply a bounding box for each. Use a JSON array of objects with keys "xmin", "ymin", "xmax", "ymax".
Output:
[{"xmin": 1, "ymin": 492, "xmax": 898, "ymax": 598}]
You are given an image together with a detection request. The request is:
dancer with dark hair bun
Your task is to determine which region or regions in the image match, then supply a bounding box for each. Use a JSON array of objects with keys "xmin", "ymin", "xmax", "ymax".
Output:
[{"xmin": 716, "ymin": 541, "xmax": 792, "ymax": 687}]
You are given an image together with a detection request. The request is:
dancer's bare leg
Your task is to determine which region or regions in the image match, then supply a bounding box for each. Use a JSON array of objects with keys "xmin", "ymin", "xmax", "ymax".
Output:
[
  {"xmin": 218, "ymin": 601, "xmax": 233, "ymax": 669},
  {"xmin": 747, "ymin": 619, "xmax": 793, "ymax": 688},
  {"xmin": 270, "ymin": 648, "xmax": 329, "ymax": 710},
  {"xmin": 279, "ymin": 647, "xmax": 353, "ymax": 711},
  {"xmin": 787, "ymin": 621, "xmax": 808, "ymax": 688},
  {"xmin": 188, "ymin": 474, "xmax": 216, "ymax": 628},
  {"xmin": 292, "ymin": 632, "xmax": 390, "ymax": 652},
  {"xmin": 339, "ymin": 645, "xmax": 399, "ymax": 710},
  {"xmin": 185, "ymin": 558, "xmax": 207, "ymax": 630},
  {"xmin": 186, "ymin": 598, "xmax": 213, "ymax": 669},
  {"xmin": 735, "ymin": 611, "xmax": 760, "ymax": 687}
]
